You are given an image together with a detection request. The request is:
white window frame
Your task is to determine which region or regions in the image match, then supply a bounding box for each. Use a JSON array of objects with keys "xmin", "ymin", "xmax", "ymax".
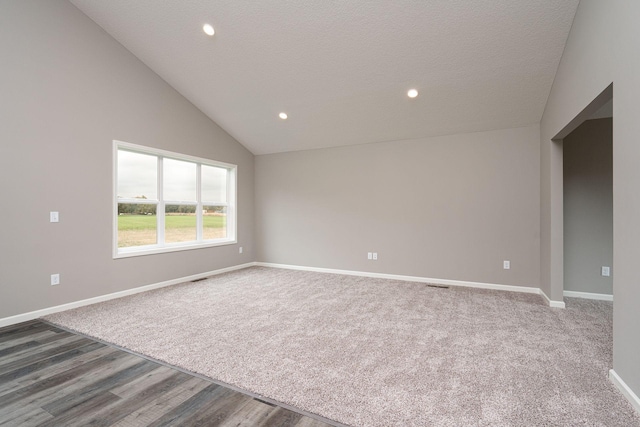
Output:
[{"xmin": 113, "ymin": 140, "xmax": 237, "ymax": 259}]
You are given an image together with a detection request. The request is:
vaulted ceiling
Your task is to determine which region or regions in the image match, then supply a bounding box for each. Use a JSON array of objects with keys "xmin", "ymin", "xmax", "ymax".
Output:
[{"xmin": 69, "ymin": 0, "xmax": 579, "ymax": 155}]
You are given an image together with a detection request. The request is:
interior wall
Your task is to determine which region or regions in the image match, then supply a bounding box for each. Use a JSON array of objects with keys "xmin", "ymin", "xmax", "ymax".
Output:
[
  {"xmin": 256, "ymin": 126, "xmax": 541, "ymax": 288},
  {"xmin": 541, "ymin": 0, "xmax": 640, "ymax": 400},
  {"xmin": 0, "ymin": 0, "xmax": 254, "ymax": 320},
  {"xmin": 563, "ymin": 118, "xmax": 613, "ymax": 295}
]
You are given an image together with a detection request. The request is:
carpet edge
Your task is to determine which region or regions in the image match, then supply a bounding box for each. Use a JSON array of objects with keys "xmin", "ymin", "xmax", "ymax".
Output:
[
  {"xmin": 0, "ymin": 262, "xmax": 257, "ymax": 328},
  {"xmin": 610, "ymin": 369, "xmax": 640, "ymax": 415},
  {"xmin": 257, "ymin": 261, "xmax": 570, "ymax": 307}
]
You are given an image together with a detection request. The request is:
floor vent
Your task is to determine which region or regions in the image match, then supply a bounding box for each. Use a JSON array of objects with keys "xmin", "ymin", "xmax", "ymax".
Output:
[{"xmin": 427, "ymin": 284, "xmax": 449, "ymax": 289}]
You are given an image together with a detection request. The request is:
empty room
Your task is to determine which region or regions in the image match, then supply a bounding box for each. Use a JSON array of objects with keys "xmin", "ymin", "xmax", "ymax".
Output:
[{"xmin": 1, "ymin": 1, "xmax": 640, "ymax": 426}]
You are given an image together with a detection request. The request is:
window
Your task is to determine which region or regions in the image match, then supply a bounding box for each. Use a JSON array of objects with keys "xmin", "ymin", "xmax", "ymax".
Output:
[{"xmin": 113, "ymin": 141, "xmax": 236, "ymax": 258}]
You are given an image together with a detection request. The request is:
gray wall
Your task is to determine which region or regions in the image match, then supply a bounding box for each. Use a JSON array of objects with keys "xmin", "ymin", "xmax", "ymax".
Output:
[
  {"xmin": 563, "ymin": 118, "xmax": 613, "ymax": 295},
  {"xmin": 0, "ymin": 0, "xmax": 254, "ymax": 319},
  {"xmin": 541, "ymin": 0, "xmax": 640, "ymax": 400},
  {"xmin": 256, "ymin": 126, "xmax": 541, "ymax": 288}
]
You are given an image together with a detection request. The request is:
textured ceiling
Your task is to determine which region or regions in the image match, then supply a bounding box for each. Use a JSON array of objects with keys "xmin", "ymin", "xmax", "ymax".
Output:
[{"xmin": 69, "ymin": 0, "xmax": 579, "ymax": 155}]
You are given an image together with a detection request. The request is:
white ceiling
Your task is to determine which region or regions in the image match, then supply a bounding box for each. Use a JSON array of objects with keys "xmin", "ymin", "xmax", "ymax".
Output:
[{"xmin": 69, "ymin": 0, "xmax": 579, "ymax": 155}]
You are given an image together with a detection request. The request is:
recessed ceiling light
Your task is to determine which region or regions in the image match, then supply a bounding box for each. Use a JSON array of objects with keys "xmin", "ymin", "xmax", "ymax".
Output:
[
  {"xmin": 279, "ymin": 112, "xmax": 288, "ymax": 120},
  {"xmin": 203, "ymin": 24, "xmax": 215, "ymax": 36},
  {"xmin": 407, "ymin": 89, "xmax": 418, "ymax": 98}
]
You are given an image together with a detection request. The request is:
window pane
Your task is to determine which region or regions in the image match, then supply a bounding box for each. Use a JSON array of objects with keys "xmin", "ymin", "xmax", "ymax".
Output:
[
  {"xmin": 117, "ymin": 150, "xmax": 157, "ymax": 200},
  {"xmin": 164, "ymin": 158, "xmax": 196, "ymax": 202},
  {"xmin": 165, "ymin": 205, "xmax": 196, "ymax": 243},
  {"xmin": 202, "ymin": 165, "xmax": 227, "ymax": 203},
  {"xmin": 117, "ymin": 204, "xmax": 157, "ymax": 247},
  {"xmin": 203, "ymin": 206, "xmax": 227, "ymax": 240}
]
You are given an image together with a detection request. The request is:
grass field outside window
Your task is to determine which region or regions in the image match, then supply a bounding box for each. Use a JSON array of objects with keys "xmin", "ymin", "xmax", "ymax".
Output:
[{"xmin": 117, "ymin": 214, "xmax": 226, "ymax": 247}]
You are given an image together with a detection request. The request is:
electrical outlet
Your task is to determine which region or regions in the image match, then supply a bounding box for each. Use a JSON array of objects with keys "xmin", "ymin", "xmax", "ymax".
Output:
[
  {"xmin": 239, "ymin": 246, "xmax": 243, "ymax": 254},
  {"xmin": 601, "ymin": 266, "xmax": 610, "ymax": 277},
  {"xmin": 503, "ymin": 260, "xmax": 510, "ymax": 270},
  {"xmin": 367, "ymin": 252, "xmax": 373, "ymax": 260},
  {"xmin": 51, "ymin": 274, "xmax": 60, "ymax": 286},
  {"xmin": 50, "ymin": 211, "xmax": 59, "ymax": 223},
  {"xmin": 373, "ymin": 252, "xmax": 378, "ymax": 260}
]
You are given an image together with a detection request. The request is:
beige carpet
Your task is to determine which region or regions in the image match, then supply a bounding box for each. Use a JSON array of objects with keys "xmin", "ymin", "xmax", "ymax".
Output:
[{"xmin": 44, "ymin": 267, "xmax": 640, "ymax": 426}]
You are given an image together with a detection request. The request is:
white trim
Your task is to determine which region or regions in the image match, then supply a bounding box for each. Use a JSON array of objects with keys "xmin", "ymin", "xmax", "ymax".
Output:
[
  {"xmin": 610, "ymin": 369, "xmax": 640, "ymax": 414},
  {"xmin": 114, "ymin": 238, "xmax": 237, "ymax": 259},
  {"xmin": 563, "ymin": 290, "xmax": 613, "ymax": 301},
  {"xmin": 539, "ymin": 289, "xmax": 566, "ymax": 308},
  {"xmin": 0, "ymin": 262, "xmax": 257, "ymax": 328},
  {"xmin": 112, "ymin": 141, "xmax": 119, "ymax": 258},
  {"xmin": 2, "ymin": 261, "xmax": 567, "ymax": 329},
  {"xmin": 256, "ymin": 262, "xmax": 565, "ymax": 307},
  {"xmin": 115, "ymin": 140, "xmax": 237, "ymax": 170}
]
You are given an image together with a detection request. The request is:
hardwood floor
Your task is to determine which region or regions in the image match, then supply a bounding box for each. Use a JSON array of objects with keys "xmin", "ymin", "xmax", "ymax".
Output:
[{"xmin": 0, "ymin": 320, "xmax": 335, "ymax": 427}]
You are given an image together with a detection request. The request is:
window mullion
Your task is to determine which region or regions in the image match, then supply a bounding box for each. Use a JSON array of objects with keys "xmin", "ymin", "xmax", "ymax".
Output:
[
  {"xmin": 227, "ymin": 168, "xmax": 235, "ymax": 240},
  {"xmin": 196, "ymin": 164, "xmax": 203, "ymax": 241},
  {"xmin": 157, "ymin": 156, "xmax": 165, "ymax": 246}
]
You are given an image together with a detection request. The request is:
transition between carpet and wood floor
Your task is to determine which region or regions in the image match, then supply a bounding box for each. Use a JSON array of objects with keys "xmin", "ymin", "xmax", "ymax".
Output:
[
  {"xmin": 0, "ymin": 320, "xmax": 332, "ymax": 426},
  {"xmin": 40, "ymin": 267, "xmax": 640, "ymax": 426}
]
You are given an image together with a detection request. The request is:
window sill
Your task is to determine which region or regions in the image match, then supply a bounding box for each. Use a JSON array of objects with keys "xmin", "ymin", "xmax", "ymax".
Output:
[{"xmin": 113, "ymin": 238, "xmax": 237, "ymax": 259}]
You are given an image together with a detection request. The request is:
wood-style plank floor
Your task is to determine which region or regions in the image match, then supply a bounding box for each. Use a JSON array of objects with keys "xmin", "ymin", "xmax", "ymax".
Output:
[{"xmin": 0, "ymin": 320, "xmax": 335, "ymax": 427}]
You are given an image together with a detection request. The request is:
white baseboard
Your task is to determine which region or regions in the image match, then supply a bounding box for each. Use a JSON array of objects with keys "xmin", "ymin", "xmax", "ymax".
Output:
[
  {"xmin": 539, "ymin": 289, "xmax": 566, "ymax": 309},
  {"xmin": 256, "ymin": 262, "xmax": 564, "ymax": 307},
  {"xmin": 563, "ymin": 290, "xmax": 613, "ymax": 301},
  {"xmin": 0, "ymin": 262, "xmax": 257, "ymax": 328},
  {"xmin": 1, "ymin": 261, "xmax": 566, "ymax": 328},
  {"xmin": 610, "ymin": 369, "xmax": 640, "ymax": 414}
]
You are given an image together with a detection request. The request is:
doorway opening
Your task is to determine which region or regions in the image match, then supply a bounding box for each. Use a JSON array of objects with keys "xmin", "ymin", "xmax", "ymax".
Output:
[
  {"xmin": 552, "ymin": 84, "xmax": 613, "ymax": 302},
  {"xmin": 562, "ymin": 111, "xmax": 613, "ymax": 300}
]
